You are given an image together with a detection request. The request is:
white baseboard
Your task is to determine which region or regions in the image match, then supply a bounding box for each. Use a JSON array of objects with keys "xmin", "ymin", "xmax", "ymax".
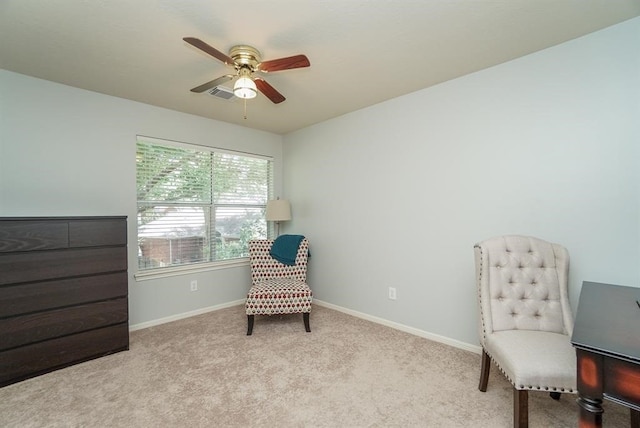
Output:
[
  {"xmin": 313, "ymin": 299, "xmax": 482, "ymax": 355},
  {"xmin": 129, "ymin": 299, "xmax": 245, "ymax": 332}
]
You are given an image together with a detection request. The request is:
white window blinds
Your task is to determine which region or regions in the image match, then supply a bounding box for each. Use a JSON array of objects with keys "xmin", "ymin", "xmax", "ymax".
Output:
[{"xmin": 136, "ymin": 137, "xmax": 273, "ymax": 271}]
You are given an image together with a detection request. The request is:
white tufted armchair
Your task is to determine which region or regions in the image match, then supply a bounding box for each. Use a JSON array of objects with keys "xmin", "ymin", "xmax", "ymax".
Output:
[{"xmin": 474, "ymin": 235, "xmax": 576, "ymax": 428}]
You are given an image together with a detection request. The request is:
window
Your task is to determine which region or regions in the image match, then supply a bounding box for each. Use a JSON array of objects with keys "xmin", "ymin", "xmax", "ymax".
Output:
[{"xmin": 136, "ymin": 136, "xmax": 273, "ymax": 271}]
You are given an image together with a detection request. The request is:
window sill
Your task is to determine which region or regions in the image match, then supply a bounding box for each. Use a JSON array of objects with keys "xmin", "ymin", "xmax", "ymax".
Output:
[{"xmin": 134, "ymin": 258, "xmax": 250, "ymax": 282}]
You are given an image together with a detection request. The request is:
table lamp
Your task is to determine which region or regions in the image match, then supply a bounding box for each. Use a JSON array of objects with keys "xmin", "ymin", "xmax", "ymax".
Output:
[{"xmin": 265, "ymin": 198, "xmax": 291, "ymax": 237}]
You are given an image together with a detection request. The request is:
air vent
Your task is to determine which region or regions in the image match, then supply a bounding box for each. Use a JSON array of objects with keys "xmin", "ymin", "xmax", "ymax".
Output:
[{"xmin": 208, "ymin": 86, "xmax": 236, "ymax": 100}]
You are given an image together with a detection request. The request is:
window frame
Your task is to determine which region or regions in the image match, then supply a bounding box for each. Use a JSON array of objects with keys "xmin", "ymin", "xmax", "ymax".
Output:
[{"xmin": 134, "ymin": 135, "xmax": 274, "ymax": 281}]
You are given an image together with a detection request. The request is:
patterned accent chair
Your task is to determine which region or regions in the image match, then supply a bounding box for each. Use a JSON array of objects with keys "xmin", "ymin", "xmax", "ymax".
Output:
[
  {"xmin": 474, "ymin": 235, "xmax": 576, "ymax": 428},
  {"xmin": 245, "ymin": 238, "xmax": 312, "ymax": 335}
]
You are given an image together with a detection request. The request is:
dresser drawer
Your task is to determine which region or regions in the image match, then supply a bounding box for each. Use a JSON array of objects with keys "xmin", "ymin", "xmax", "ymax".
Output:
[
  {"xmin": 0, "ymin": 272, "xmax": 127, "ymax": 317},
  {"xmin": 0, "ymin": 220, "xmax": 69, "ymax": 253},
  {"xmin": 0, "ymin": 247, "xmax": 127, "ymax": 286},
  {"xmin": 0, "ymin": 323, "xmax": 129, "ymax": 386},
  {"xmin": 0, "ymin": 298, "xmax": 128, "ymax": 351},
  {"xmin": 69, "ymin": 219, "xmax": 127, "ymax": 247}
]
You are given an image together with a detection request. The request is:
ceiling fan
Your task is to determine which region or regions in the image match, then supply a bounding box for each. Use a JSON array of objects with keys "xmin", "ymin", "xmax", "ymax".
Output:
[{"xmin": 183, "ymin": 37, "xmax": 310, "ymax": 104}]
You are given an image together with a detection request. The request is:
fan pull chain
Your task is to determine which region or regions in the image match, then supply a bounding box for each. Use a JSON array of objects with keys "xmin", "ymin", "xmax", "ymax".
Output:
[{"xmin": 243, "ymin": 99, "xmax": 248, "ymax": 120}]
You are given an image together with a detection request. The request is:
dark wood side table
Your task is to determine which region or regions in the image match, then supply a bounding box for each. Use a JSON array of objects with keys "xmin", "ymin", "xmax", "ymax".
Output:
[{"xmin": 571, "ymin": 281, "xmax": 640, "ymax": 428}]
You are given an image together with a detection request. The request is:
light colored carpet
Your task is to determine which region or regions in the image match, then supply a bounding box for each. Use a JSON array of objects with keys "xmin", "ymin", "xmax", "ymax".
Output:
[{"xmin": 0, "ymin": 304, "xmax": 629, "ymax": 427}]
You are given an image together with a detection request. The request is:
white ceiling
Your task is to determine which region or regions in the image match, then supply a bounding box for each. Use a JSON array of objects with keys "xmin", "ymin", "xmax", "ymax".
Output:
[{"xmin": 2, "ymin": 1, "xmax": 639, "ymax": 135}]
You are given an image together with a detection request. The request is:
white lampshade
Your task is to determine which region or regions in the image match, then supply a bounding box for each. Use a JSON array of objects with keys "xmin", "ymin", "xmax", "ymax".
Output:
[
  {"xmin": 234, "ymin": 76, "xmax": 257, "ymax": 99},
  {"xmin": 266, "ymin": 199, "xmax": 291, "ymax": 222}
]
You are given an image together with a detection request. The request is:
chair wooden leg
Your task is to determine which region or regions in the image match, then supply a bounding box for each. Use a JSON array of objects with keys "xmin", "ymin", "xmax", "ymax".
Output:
[
  {"xmin": 514, "ymin": 388, "xmax": 528, "ymax": 428},
  {"xmin": 246, "ymin": 315, "xmax": 254, "ymax": 336},
  {"xmin": 303, "ymin": 312, "xmax": 311, "ymax": 332},
  {"xmin": 479, "ymin": 348, "xmax": 490, "ymax": 392}
]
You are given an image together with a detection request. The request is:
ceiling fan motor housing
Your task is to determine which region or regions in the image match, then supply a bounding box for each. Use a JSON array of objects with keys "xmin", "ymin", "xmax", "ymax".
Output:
[{"xmin": 229, "ymin": 45, "xmax": 261, "ymax": 71}]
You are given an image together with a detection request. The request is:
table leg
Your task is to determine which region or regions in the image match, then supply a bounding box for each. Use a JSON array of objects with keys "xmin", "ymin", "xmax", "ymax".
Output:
[
  {"xmin": 631, "ymin": 408, "xmax": 639, "ymax": 428},
  {"xmin": 577, "ymin": 395, "xmax": 603, "ymax": 428}
]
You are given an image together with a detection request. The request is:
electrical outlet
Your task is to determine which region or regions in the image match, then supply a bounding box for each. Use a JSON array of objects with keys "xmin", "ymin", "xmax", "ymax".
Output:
[
  {"xmin": 388, "ymin": 287, "xmax": 397, "ymax": 300},
  {"xmin": 190, "ymin": 280, "xmax": 198, "ymax": 291}
]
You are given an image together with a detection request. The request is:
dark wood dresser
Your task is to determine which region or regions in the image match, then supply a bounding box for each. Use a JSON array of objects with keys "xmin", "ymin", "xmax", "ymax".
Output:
[{"xmin": 0, "ymin": 216, "xmax": 129, "ymax": 387}]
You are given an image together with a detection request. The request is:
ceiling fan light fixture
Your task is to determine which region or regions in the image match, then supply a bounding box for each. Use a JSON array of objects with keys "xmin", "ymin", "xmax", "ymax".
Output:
[{"xmin": 234, "ymin": 76, "xmax": 257, "ymax": 99}]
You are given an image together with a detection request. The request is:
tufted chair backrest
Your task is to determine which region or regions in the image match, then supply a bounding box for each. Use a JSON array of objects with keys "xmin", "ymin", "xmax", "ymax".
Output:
[
  {"xmin": 475, "ymin": 235, "xmax": 573, "ymax": 343},
  {"xmin": 249, "ymin": 238, "xmax": 309, "ymax": 286}
]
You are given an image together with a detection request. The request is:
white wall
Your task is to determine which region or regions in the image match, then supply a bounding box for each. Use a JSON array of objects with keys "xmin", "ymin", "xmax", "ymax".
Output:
[
  {"xmin": 0, "ymin": 70, "xmax": 283, "ymax": 327},
  {"xmin": 283, "ymin": 18, "xmax": 640, "ymax": 347}
]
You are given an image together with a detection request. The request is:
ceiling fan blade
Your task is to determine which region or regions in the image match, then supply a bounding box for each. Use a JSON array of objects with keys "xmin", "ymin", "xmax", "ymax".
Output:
[
  {"xmin": 183, "ymin": 37, "xmax": 235, "ymax": 66},
  {"xmin": 259, "ymin": 55, "xmax": 310, "ymax": 72},
  {"xmin": 255, "ymin": 78, "xmax": 286, "ymax": 104},
  {"xmin": 190, "ymin": 75, "xmax": 234, "ymax": 93}
]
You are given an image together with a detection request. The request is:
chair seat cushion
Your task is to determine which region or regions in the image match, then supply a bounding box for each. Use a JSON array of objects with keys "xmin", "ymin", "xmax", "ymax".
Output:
[
  {"xmin": 246, "ymin": 278, "xmax": 312, "ymax": 315},
  {"xmin": 485, "ymin": 330, "xmax": 576, "ymax": 392}
]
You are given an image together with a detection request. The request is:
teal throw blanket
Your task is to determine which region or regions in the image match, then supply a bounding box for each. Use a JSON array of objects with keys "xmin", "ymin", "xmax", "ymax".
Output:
[{"xmin": 270, "ymin": 234, "xmax": 305, "ymax": 266}]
